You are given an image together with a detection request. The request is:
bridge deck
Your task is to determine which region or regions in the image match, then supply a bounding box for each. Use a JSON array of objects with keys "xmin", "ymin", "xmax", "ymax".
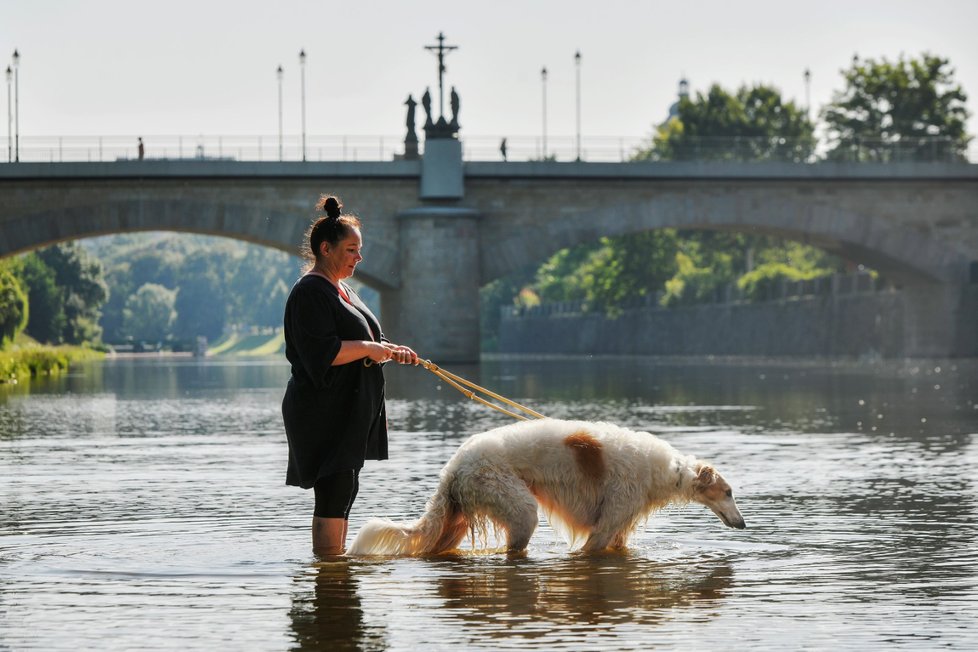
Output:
[{"xmin": 1, "ymin": 160, "xmax": 976, "ymax": 181}]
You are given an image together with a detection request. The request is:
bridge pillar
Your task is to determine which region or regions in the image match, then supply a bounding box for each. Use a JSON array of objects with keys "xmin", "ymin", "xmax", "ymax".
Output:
[
  {"xmin": 382, "ymin": 206, "xmax": 481, "ymax": 362},
  {"xmin": 902, "ymin": 284, "xmax": 978, "ymax": 357}
]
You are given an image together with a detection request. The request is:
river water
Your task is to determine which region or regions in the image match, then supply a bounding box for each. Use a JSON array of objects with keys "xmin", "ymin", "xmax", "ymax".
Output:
[{"xmin": 1, "ymin": 355, "xmax": 976, "ymax": 650}]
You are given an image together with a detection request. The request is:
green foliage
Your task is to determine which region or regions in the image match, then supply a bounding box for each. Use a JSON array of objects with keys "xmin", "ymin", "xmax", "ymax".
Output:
[
  {"xmin": 532, "ymin": 231, "xmax": 680, "ymax": 314},
  {"xmin": 480, "ymin": 265, "xmax": 538, "ymax": 351},
  {"xmin": 660, "ymin": 250, "xmax": 727, "ymax": 307},
  {"xmin": 636, "ymin": 83, "xmax": 815, "ymax": 162},
  {"xmin": 753, "ymin": 239, "xmax": 839, "ymax": 273},
  {"xmin": 15, "ymin": 253, "xmax": 67, "ymax": 344},
  {"xmin": 0, "ymin": 265, "xmax": 29, "ymax": 347},
  {"xmin": 225, "ymin": 248, "xmax": 297, "ymax": 328},
  {"xmin": 10, "ymin": 243, "xmax": 108, "ymax": 345},
  {"xmin": 736, "ymin": 263, "xmax": 828, "ymax": 301},
  {"xmin": 122, "ymin": 283, "xmax": 176, "ymax": 343},
  {"xmin": 88, "ymin": 233, "xmax": 302, "ymax": 345},
  {"xmin": 0, "ymin": 344, "xmax": 102, "ymax": 384},
  {"xmin": 172, "ymin": 251, "xmax": 227, "ymax": 342},
  {"xmin": 822, "ymin": 53, "xmax": 971, "ymax": 161},
  {"xmin": 534, "ymin": 243, "xmax": 598, "ymax": 303}
]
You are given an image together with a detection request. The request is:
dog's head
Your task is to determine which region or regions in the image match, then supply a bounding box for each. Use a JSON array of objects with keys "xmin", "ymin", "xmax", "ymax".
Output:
[{"xmin": 692, "ymin": 464, "xmax": 746, "ymax": 529}]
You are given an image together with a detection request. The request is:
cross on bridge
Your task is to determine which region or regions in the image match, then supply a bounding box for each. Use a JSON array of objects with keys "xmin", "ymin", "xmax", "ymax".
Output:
[{"xmin": 424, "ymin": 32, "xmax": 458, "ymax": 121}]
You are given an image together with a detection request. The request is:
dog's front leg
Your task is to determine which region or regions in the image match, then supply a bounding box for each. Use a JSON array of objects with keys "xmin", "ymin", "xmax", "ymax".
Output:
[{"xmin": 581, "ymin": 529, "xmax": 617, "ymax": 552}]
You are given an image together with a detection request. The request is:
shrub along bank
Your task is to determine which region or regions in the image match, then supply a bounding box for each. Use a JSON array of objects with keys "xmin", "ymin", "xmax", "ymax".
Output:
[{"xmin": 0, "ymin": 343, "xmax": 103, "ymax": 384}]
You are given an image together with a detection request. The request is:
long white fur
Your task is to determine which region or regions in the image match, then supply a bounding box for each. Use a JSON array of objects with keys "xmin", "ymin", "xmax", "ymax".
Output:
[{"xmin": 348, "ymin": 418, "xmax": 731, "ymax": 556}]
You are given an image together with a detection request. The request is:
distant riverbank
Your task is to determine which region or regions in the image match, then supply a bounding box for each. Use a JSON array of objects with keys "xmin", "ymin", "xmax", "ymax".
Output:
[
  {"xmin": 207, "ymin": 331, "xmax": 284, "ymax": 357},
  {"xmin": 0, "ymin": 342, "xmax": 104, "ymax": 384},
  {"xmin": 4, "ymin": 331, "xmax": 290, "ymax": 384}
]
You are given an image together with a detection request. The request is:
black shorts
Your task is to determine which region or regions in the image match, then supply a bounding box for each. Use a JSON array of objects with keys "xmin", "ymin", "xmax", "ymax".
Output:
[{"xmin": 313, "ymin": 469, "xmax": 360, "ymax": 519}]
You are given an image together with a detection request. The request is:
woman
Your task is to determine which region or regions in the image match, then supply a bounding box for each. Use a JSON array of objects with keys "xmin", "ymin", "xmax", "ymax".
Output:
[{"xmin": 282, "ymin": 194, "xmax": 417, "ymax": 556}]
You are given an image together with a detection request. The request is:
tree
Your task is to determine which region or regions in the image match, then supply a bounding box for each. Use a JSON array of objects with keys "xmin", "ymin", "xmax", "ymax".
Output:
[
  {"xmin": 34, "ymin": 243, "xmax": 108, "ymax": 344},
  {"xmin": 0, "ymin": 264, "xmax": 28, "ymax": 346},
  {"xmin": 225, "ymin": 247, "xmax": 300, "ymax": 328},
  {"xmin": 173, "ymin": 278, "xmax": 226, "ymax": 342},
  {"xmin": 637, "ymin": 83, "xmax": 816, "ymax": 162},
  {"xmin": 97, "ymin": 242, "xmax": 183, "ymax": 343},
  {"xmin": 822, "ymin": 53, "xmax": 971, "ymax": 161},
  {"xmin": 172, "ymin": 252, "xmax": 228, "ymax": 342},
  {"xmin": 99, "ymin": 263, "xmax": 134, "ymax": 343},
  {"xmin": 122, "ymin": 283, "xmax": 176, "ymax": 343},
  {"xmin": 16, "ymin": 253, "xmax": 66, "ymax": 344},
  {"xmin": 480, "ymin": 264, "xmax": 538, "ymax": 351}
]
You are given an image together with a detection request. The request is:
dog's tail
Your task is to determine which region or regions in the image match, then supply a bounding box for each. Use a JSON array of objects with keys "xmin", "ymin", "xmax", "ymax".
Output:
[{"xmin": 347, "ymin": 476, "xmax": 469, "ymax": 556}]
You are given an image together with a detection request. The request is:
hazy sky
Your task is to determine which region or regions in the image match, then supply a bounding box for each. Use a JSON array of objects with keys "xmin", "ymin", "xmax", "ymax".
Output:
[{"xmin": 3, "ymin": 0, "xmax": 977, "ymax": 150}]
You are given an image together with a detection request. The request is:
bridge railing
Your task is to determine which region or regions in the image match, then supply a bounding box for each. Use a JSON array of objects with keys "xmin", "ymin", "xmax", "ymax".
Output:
[
  {"xmin": 2, "ymin": 134, "xmax": 974, "ymax": 164},
  {"xmin": 0, "ymin": 134, "xmax": 406, "ymax": 164}
]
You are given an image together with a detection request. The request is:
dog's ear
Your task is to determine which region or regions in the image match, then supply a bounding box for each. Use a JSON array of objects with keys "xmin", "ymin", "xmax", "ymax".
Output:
[{"xmin": 694, "ymin": 464, "xmax": 716, "ymax": 489}]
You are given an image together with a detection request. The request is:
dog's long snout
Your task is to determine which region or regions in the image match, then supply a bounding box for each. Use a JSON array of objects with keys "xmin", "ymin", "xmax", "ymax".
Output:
[{"xmin": 712, "ymin": 502, "xmax": 746, "ymax": 529}]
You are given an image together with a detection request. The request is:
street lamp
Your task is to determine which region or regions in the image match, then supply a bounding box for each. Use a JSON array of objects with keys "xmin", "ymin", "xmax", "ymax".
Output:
[
  {"xmin": 299, "ymin": 49, "xmax": 306, "ymax": 162},
  {"xmin": 803, "ymin": 68, "xmax": 811, "ymax": 120},
  {"xmin": 541, "ymin": 66, "xmax": 548, "ymax": 159},
  {"xmin": 12, "ymin": 49, "xmax": 19, "ymax": 163},
  {"xmin": 574, "ymin": 50, "xmax": 581, "ymax": 161},
  {"xmin": 276, "ymin": 64, "xmax": 283, "ymax": 161},
  {"xmin": 5, "ymin": 65, "xmax": 11, "ymax": 163}
]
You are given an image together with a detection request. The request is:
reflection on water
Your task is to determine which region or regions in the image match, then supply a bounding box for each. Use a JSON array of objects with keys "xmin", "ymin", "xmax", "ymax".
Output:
[
  {"xmin": 1, "ymin": 356, "xmax": 977, "ymax": 650},
  {"xmin": 288, "ymin": 553, "xmax": 735, "ymax": 651},
  {"xmin": 290, "ymin": 561, "xmax": 386, "ymax": 651},
  {"xmin": 428, "ymin": 553, "xmax": 735, "ymax": 629}
]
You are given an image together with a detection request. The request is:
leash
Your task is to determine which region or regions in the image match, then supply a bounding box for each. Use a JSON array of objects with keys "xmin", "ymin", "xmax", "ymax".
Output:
[
  {"xmin": 367, "ymin": 356, "xmax": 546, "ymax": 421},
  {"xmin": 417, "ymin": 358, "xmax": 546, "ymax": 421}
]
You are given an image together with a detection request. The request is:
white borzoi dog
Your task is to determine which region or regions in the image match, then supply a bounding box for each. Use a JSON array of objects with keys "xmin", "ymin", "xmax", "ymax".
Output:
[{"xmin": 348, "ymin": 418, "xmax": 745, "ymax": 555}]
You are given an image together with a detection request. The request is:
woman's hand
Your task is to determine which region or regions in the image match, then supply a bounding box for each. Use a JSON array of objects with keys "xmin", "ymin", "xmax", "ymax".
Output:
[
  {"xmin": 383, "ymin": 343, "xmax": 419, "ymax": 365},
  {"xmin": 364, "ymin": 341, "xmax": 394, "ymax": 364}
]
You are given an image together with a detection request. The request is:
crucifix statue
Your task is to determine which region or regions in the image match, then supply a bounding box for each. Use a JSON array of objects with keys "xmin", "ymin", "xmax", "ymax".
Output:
[{"xmin": 424, "ymin": 31, "xmax": 458, "ymax": 122}]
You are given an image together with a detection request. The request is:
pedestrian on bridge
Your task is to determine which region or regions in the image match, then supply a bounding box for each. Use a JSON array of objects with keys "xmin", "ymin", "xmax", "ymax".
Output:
[{"xmin": 281, "ymin": 194, "xmax": 418, "ymax": 557}]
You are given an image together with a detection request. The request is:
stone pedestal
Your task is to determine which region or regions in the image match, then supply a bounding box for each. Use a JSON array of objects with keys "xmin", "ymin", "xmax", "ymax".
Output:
[
  {"xmin": 403, "ymin": 133, "xmax": 419, "ymax": 160},
  {"xmin": 382, "ymin": 206, "xmax": 481, "ymax": 362},
  {"xmin": 420, "ymin": 138, "xmax": 463, "ymax": 199}
]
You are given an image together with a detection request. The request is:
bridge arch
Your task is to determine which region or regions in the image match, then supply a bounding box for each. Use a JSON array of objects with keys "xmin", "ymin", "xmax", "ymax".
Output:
[
  {"xmin": 0, "ymin": 198, "xmax": 398, "ymax": 290},
  {"xmin": 477, "ymin": 184, "xmax": 972, "ymax": 287}
]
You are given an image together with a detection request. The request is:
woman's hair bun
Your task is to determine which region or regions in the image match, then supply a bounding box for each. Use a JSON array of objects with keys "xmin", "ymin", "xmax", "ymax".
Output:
[{"xmin": 317, "ymin": 194, "xmax": 343, "ymax": 219}]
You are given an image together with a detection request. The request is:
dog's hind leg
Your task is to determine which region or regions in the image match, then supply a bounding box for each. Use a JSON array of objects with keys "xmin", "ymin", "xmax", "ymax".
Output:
[
  {"xmin": 462, "ymin": 471, "xmax": 539, "ymax": 552},
  {"xmin": 503, "ymin": 501, "xmax": 539, "ymax": 552}
]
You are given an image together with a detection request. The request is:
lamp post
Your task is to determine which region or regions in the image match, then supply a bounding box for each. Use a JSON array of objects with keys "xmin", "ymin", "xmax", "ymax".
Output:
[
  {"xmin": 803, "ymin": 68, "xmax": 811, "ymax": 120},
  {"xmin": 276, "ymin": 64, "xmax": 283, "ymax": 161},
  {"xmin": 574, "ymin": 50, "xmax": 581, "ymax": 161},
  {"xmin": 12, "ymin": 49, "xmax": 19, "ymax": 163},
  {"xmin": 299, "ymin": 49, "xmax": 306, "ymax": 162},
  {"xmin": 5, "ymin": 65, "xmax": 11, "ymax": 163},
  {"xmin": 541, "ymin": 66, "xmax": 548, "ymax": 159}
]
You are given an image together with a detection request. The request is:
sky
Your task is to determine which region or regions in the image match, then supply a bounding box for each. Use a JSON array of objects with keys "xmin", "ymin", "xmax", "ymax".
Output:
[{"xmin": 3, "ymin": 0, "xmax": 977, "ymax": 156}]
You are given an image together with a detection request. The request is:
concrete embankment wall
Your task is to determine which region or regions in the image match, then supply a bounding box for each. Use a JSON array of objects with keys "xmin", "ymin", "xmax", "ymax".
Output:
[{"xmin": 498, "ymin": 288, "xmax": 978, "ymax": 358}]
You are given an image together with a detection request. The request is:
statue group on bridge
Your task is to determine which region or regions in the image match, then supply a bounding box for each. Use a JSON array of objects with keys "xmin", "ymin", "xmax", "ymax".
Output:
[{"xmin": 402, "ymin": 33, "xmax": 463, "ymax": 159}]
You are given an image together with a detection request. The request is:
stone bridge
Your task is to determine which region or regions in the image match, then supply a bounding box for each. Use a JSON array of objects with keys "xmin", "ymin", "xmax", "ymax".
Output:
[{"xmin": 1, "ymin": 158, "xmax": 976, "ymax": 360}]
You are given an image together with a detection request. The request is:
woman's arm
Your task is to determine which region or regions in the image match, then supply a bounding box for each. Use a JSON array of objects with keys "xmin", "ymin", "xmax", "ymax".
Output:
[
  {"xmin": 331, "ymin": 341, "xmax": 419, "ymax": 366},
  {"xmin": 331, "ymin": 340, "xmax": 392, "ymax": 366}
]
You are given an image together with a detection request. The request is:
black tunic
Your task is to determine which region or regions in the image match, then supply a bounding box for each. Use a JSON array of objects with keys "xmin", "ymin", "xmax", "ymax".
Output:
[{"xmin": 281, "ymin": 275, "xmax": 388, "ymax": 489}]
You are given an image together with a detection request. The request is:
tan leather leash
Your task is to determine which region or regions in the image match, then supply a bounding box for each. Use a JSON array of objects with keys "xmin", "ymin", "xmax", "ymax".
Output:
[
  {"xmin": 417, "ymin": 358, "xmax": 547, "ymax": 421},
  {"xmin": 367, "ymin": 356, "xmax": 546, "ymax": 421}
]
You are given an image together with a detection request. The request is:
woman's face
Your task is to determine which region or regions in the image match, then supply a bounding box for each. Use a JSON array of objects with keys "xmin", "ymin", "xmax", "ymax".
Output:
[{"xmin": 322, "ymin": 227, "xmax": 363, "ymax": 280}]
